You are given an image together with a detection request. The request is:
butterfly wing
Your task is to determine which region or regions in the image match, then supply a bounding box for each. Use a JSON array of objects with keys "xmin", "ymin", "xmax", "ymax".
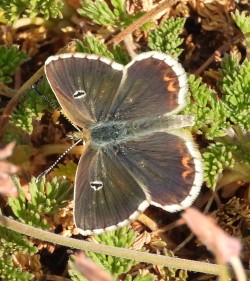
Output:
[
  {"xmin": 74, "ymin": 145, "xmax": 150, "ymax": 235},
  {"xmin": 45, "ymin": 53, "xmax": 124, "ymax": 126},
  {"xmin": 110, "ymin": 51, "xmax": 188, "ymax": 121},
  {"xmin": 45, "ymin": 52, "xmax": 188, "ymax": 124},
  {"xmin": 114, "ymin": 130, "xmax": 203, "ymax": 212}
]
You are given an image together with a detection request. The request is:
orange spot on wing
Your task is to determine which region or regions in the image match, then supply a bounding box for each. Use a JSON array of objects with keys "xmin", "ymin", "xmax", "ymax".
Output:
[
  {"xmin": 181, "ymin": 156, "xmax": 194, "ymax": 179},
  {"xmin": 163, "ymin": 75, "xmax": 171, "ymax": 81},
  {"xmin": 182, "ymin": 156, "xmax": 190, "ymax": 168},
  {"xmin": 163, "ymin": 75, "xmax": 178, "ymax": 92},
  {"xmin": 167, "ymin": 80, "xmax": 177, "ymax": 92}
]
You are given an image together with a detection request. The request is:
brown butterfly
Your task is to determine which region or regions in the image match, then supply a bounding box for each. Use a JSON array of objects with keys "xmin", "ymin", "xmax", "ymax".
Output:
[{"xmin": 45, "ymin": 51, "xmax": 203, "ymax": 236}]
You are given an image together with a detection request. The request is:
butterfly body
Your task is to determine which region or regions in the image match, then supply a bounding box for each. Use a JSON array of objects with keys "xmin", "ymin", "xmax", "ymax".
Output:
[
  {"xmin": 88, "ymin": 114, "xmax": 194, "ymax": 146},
  {"xmin": 45, "ymin": 51, "xmax": 203, "ymax": 235}
]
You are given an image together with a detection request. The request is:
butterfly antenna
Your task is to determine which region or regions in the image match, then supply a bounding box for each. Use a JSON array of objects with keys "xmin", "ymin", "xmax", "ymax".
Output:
[
  {"xmin": 36, "ymin": 138, "xmax": 82, "ymax": 182},
  {"xmin": 32, "ymin": 83, "xmax": 83, "ymax": 183},
  {"xmin": 32, "ymin": 84, "xmax": 80, "ymax": 132},
  {"xmin": 32, "ymin": 84, "xmax": 60, "ymax": 110}
]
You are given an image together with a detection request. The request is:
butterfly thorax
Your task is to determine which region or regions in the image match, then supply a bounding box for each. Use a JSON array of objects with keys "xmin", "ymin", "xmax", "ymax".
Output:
[{"xmin": 89, "ymin": 121, "xmax": 128, "ymax": 145}]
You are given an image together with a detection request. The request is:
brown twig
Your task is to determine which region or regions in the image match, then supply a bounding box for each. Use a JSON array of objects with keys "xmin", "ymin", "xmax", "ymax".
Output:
[
  {"xmin": 194, "ymin": 33, "xmax": 243, "ymax": 76},
  {"xmin": 2, "ymin": 214, "xmax": 249, "ymax": 277},
  {"xmin": 107, "ymin": 0, "xmax": 178, "ymax": 46},
  {"xmin": 0, "ymin": 66, "xmax": 44, "ymax": 141},
  {"xmin": 0, "ymin": 83, "xmax": 17, "ymax": 98}
]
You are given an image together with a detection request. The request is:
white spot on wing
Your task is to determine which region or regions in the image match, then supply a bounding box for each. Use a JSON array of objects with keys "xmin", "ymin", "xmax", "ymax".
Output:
[
  {"xmin": 90, "ymin": 181, "xmax": 103, "ymax": 191},
  {"xmin": 73, "ymin": 90, "xmax": 86, "ymax": 99}
]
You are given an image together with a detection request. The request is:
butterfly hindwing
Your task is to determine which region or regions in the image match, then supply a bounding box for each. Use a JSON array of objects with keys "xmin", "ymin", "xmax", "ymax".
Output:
[
  {"xmin": 114, "ymin": 130, "xmax": 203, "ymax": 212},
  {"xmin": 74, "ymin": 145, "xmax": 150, "ymax": 235}
]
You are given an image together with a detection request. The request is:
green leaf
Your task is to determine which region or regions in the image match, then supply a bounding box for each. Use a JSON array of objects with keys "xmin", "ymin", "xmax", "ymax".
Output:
[
  {"xmin": 76, "ymin": 37, "xmax": 114, "ymax": 59},
  {"xmin": 0, "ymin": 224, "xmax": 36, "ymax": 281},
  {"xmin": 78, "ymin": 0, "xmax": 144, "ymax": 28},
  {"xmin": 0, "ymin": 256, "xmax": 34, "ymax": 281},
  {"xmin": 231, "ymin": 9, "xmax": 250, "ymax": 35},
  {"xmin": 0, "ymin": 0, "xmax": 63, "ymax": 23},
  {"xmin": 76, "ymin": 36, "xmax": 130, "ymax": 65},
  {"xmin": 87, "ymin": 227, "xmax": 137, "ymax": 278},
  {"xmin": 78, "ymin": 0, "xmax": 118, "ymax": 26},
  {"xmin": 8, "ymin": 177, "xmax": 72, "ymax": 229},
  {"xmin": 218, "ymin": 55, "xmax": 250, "ymax": 131},
  {"xmin": 10, "ymin": 79, "xmax": 57, "ymax": 133},
  {"xmin": 52, "ymin": 161, "xmax": 78, "ymax": 182},
  {"xmin": 0, "ymin": 45, "xmax": 27, "ymax": 83},
  {"xmin": 203, "ymin": 143, "xmax": 236, "ymax": 189},
  {"xmin": 183, "ymin": 75, "xmax": 230, "ymax": 139},
  {"xmin": 148, "ymin": 17, "xmax": 185, "ymax": 58}
]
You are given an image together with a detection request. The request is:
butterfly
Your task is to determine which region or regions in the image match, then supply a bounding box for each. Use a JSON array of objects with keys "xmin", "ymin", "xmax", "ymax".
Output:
[{"xmin": 44, "ymin": 51, "xmax": 203, "ymax": 235}]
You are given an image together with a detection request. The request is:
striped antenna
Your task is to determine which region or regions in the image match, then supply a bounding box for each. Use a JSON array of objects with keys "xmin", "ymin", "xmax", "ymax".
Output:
[
  {"xmin": 32, "ymin": 83, "xmax": 82, "ymax": 182},
  {"xmin": 32, "ymin": 84, "xmax": 80, "ymax": 132},
  {"xmin": 36, "ymin": 138, "xmax": 82, "ymax": 182}
]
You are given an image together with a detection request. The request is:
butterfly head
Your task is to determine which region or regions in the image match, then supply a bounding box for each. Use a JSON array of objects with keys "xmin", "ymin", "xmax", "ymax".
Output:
[{"xmin": 67, "ymin": 128, "xmax": 91, "ymax": 144}]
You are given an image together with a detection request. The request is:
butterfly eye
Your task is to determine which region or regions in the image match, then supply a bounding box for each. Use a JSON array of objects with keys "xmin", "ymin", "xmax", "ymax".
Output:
[
  {"xmin": 73, "ymin": 90, "xmax": 86, "ymax": 99},
  {"xmin": 90, "ymin": 181, "xmax": 103, "ymax": 190}
]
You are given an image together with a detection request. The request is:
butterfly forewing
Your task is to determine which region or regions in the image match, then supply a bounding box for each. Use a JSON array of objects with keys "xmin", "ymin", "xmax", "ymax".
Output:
[
  {"xmin": 45, "ymin": 53, "xmax": 124, "ymax": 126},
  {"xmin": 110, "ymin": 52, "xmax": 188, "ymax": 121},
  {"xmin": 74, "ymin": 145, "xmax": 150, "ymax": 235}
]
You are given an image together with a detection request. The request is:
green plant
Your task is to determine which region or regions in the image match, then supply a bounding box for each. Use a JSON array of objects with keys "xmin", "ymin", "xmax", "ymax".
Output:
[
  {"xmin": 76, "ymin": 36, "xmax": 130, "ymax": 65},
  {"xmin": 231, "ymin": 10, "xmax": 250, "ymax": 59},
  {"xmin": 87, "ymin": 227, "xmax": 137, "ymax": 278},
  {"xmin": 0, "ymin": 0, "xmax": 63, "ymax": 23},
  {"xmin": 203, "ymin": 143, "xmax": 236, "ymax": 189},
  {"xmin": 184, "ymin": 54, "xmax": 250, "ymax": 189},
  {"xmin": 231, "ymin": 9, "xmax": 250, "ymax": 35},
  {"xmin": 1, "ymin": 2, "xmax": 249, "ymax": 279},
  {"xmin": 0, "ymin": 45, "xmax": 28, "ymax": 83},
  {"xmin": 52, "ymin": 161, "xmax": 78, "ymax": 182},
  {"xmin": 10, "ymin": 79, "xmax": 58, "ymax": 133},
  {"xmin": 68, "ymin": 227, "xmax": 139, "ymax": 279},
  {"xmin": 8, "ymin": 177, "xmax": 73, "ymax": 229},
  {"xmin": 183, "ymin": 74, "xmax": 229, "ymax": 139},
  {"xmin": 0, "ymin": 224, "xmax": 36, "ymax": 280},
  {"xmin": 148, "ymin": 17, "xmax": 185, "ymax": 57},
  {"xmin": 76, "ymin": 37, "xmax": 114, "ymax": 59},
  {"xmin": 78, "ymin": 0, "xmax": 144, "ymax": 28},
  {"xmin": 218, "ymin": 55, "xmax": 250, "ymax": 131}
]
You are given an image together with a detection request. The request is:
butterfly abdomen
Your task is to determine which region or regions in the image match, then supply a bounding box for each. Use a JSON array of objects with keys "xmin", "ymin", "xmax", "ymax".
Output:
[{"xmin": 89, "ymin": 114, "xmax": 194, "ymax": 147}]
